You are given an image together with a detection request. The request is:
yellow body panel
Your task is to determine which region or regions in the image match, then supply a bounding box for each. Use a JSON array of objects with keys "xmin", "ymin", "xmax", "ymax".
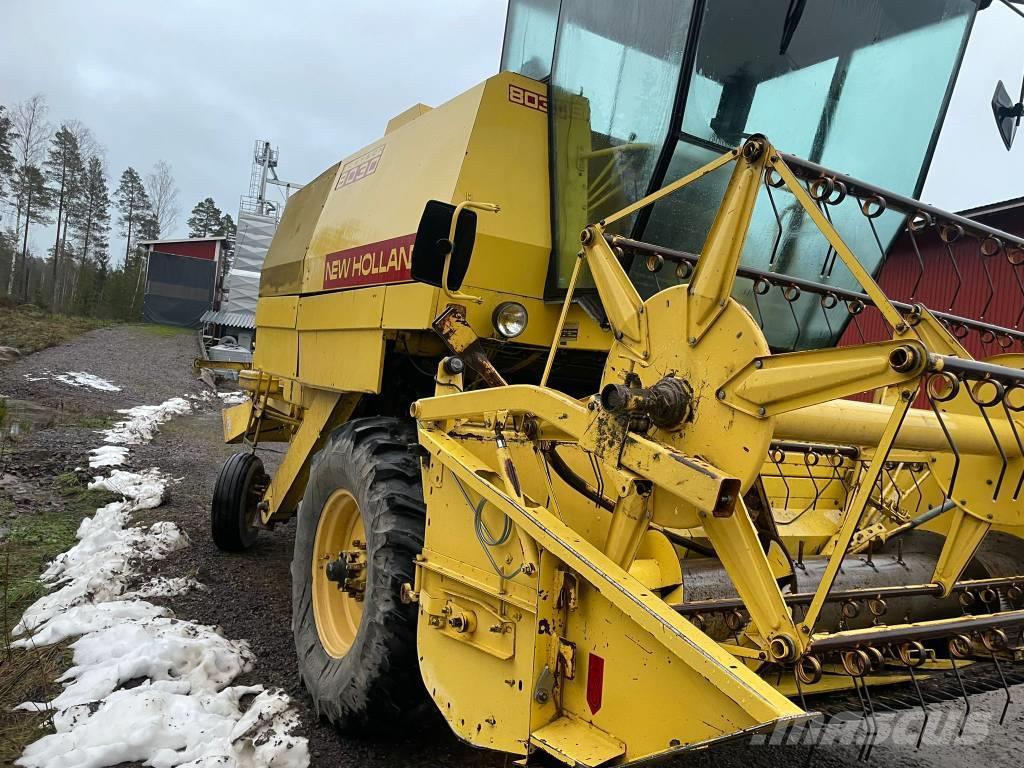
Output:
[
  {"xmin": 260, "ymin": 164, "xmax": 340, "ymax": 297},
  {"xmin": 252, "ymin": 71, "xmax": 612, "ymax": 397}
]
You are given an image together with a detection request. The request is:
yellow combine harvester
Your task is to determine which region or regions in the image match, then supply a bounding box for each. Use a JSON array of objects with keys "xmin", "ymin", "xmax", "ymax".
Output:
[{"xmin": 212, "ymin": 1, "xmax": 1024, "ymax": 763}]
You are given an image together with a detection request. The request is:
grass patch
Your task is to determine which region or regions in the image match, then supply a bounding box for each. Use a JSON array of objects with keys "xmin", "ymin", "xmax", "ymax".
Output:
[
  {"xmin": 72, "ymin": 414, "xmax": 115, "ymax": 430},
  {"xmin": 0, "ymin": 305, "xmax": 111, "ymax": 357},
  {"xmin": 0, "ymin": 474, "xmax": 117, "ymax": 764},
  {"xmin": 133, "ymin": 323, "xmax": 191, "ymax": 338}
]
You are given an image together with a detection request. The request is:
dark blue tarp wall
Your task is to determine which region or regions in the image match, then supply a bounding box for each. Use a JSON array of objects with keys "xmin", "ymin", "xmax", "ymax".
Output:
[{"xmin": 142, "ymin": 251, "xmax": 217, "ymax": 328}]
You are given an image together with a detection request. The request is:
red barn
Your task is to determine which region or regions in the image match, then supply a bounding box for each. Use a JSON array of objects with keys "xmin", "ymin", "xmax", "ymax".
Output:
[{"xmin": 840, "ymin": 196, "xmax": 1024, "ymax": 361}]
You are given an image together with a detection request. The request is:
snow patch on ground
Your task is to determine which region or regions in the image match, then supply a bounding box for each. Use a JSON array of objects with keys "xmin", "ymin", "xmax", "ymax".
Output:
[
  {"xmin": 217, "ymin": 391, "xmax": 249, "ymax": 405},
  {"xmin": 18, "ymin": 618, "xmax": 255, "ymax": 711},
  {"xmin": 13, "ymin": 470, "xmax": 187, "ymax": 643},
  {"xmin": 18, "ymin": 685, "xmax": 306, "ymax": 768},
  {"xmin": 15, "ymin": 600, "xmax": 173, "ymax": 648},
  {"xmin": 101, "ymin": 397, "xmax": 192, "ymax": 446},
  {"xmin": 13, "ymin": 396, "xmax": 309, "ymax": 768},
  {"xmin": 87, "ymin": 444, "xmax": 129, "ymax": 468},
  {"xmin": 23, "ymin": 371, "xmax": 121, "ymax": 391},
  {"xmin": 88, "ymin": 468, "xmax": 170, "ymax": 509},
  {"xmin": 54, "ymin": 372, "xmax": 122, "ymax": 391},
  {"xmin": 131, "ymin": 575, "xmax": 208, "ymax": 599}
]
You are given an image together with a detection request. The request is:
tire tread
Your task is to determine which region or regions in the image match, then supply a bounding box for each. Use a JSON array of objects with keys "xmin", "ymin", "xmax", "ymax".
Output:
[{"xmin": 292, "ymin": 416, "xmax": 427, "ymax": 733}]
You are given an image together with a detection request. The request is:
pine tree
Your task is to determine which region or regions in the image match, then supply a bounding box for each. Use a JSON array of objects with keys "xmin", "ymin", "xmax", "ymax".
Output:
[
  {"xmin": 186, "ymin": 197, "xmax": 224, "ymax": 237},
  {"xmin": 114, "ymin": 167, "xmax": 152, "ymax": 263},
  {"xmin": 73, "ymin": 156, "xmax": 111, "ymax": 264},
  {"xmin": 70, "ymin": 156, "xmax": 111, "ymax": 307},
  {"xmin": 44, "ymin": 124, "xmax": 83, "ymax": 306},
  {"xmin": 11, "ymin": 165, "xmax": 52, "ymax": 299},
  {"xmin": 218, "ymin": 212, "xmax": 236, "ymax": 270},
  {"xmin": 138, "ymin": 210, "xmax": 160, "ymax": 242}
]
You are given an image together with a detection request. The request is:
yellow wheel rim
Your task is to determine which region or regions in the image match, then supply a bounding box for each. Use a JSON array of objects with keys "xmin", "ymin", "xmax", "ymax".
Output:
[{"xmin": 312, "ymin": 489, "xmax": 366, "ymax": 659}]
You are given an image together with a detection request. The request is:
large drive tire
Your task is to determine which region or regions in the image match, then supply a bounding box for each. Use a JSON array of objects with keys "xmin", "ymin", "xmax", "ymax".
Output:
[
  {"xmin": 292, "ymin": 417, "xmax": 427, "ymax": 732},
  {"xmin": 211, "ymin": 452, "xmax": 266, "ymax": 551}
]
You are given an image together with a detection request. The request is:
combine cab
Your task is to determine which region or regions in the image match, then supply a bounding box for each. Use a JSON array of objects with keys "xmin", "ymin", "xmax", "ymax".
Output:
[{"xmin": 213, "ymin": 1, "xmax": 1024, "ymax": 763}]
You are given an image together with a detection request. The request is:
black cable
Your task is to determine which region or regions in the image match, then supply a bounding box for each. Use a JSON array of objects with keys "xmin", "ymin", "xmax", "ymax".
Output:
[{"xmin": 541, "ymin": 444, "xmax": 717, "ymax": 558}]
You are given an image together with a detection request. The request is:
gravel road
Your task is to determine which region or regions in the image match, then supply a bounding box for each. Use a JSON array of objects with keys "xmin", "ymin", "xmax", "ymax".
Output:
[{"xmin": 3, "ymin": 324, "xmax": 1024, "ymax": 767}]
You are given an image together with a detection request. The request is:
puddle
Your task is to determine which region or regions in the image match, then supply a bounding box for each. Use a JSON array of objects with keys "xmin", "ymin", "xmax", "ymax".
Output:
[{"xmin": 0, "ymin": 397, "xmax": 59, "ymax": 443}]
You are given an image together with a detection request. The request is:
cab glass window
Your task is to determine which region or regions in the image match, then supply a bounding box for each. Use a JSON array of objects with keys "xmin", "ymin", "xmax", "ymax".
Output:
[{"xmin": 636, "ymin": 0, "xmax": 975, "ymax": 350}]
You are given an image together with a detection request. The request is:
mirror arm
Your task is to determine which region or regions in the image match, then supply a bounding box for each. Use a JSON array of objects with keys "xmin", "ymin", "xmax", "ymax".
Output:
[
  {"xmin": 1018, "ymin": 70, "xmax": 1024, "ymax": 126},
  {"xmin": 440, "ymin": 200, "xmax": 501, "ymax": 305}
]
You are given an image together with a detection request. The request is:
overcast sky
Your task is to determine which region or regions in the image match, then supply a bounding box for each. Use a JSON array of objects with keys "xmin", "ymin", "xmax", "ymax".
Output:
[
  {"xmin": 0, "ymin": 1, "xmax": 505, "ymax": 261},
  {"xmin": 924, "ymin": 0, "xmax": 1024, "ymax": 210},
  {"xmin": 1, "ymin": 1, "xmax": 1021, "ymax": 264}
]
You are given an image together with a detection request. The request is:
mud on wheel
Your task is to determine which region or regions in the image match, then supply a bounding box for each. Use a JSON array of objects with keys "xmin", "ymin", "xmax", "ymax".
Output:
[
  {"xmin": 292, "ymin": 417, "xmax": 427, "ymax": 731},
  {"xmin": 211, "ymin": 452, "xmax": 268, "ymax": 551}
]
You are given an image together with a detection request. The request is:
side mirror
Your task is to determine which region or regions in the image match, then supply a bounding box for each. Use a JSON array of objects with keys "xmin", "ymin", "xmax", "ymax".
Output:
[
  {"xmin": 411, "ymin": 200, "xmax": 478, "ymax": 291},
  {"xmin": 992, "ymin": 78, "xmax": 1023, "ymax": 151}
]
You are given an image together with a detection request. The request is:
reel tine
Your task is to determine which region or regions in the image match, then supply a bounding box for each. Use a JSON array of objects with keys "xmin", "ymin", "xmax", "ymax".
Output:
[
  {"xmin": 819, "ymin": 183, "xmax": 846, "ymax": 279},
  {"xmin": 848, "ymin": 299, "xmax": 868, "ymax": 344},
  {"xmin": 812, "ymin": 192, "xmax": 836, "ymax": 277},
  {"xmin": 770, "ymin": 448, "xmax": 792, "ymax": 513},
  {"xmin": 783, "ymin": 283, "xmax": 804, "ymax": 350},
  {"xmin": 803, "ymin": 451, "xmax": 822, "ymax": 512},
  {"xmin": 865, "ymin": 214, "xmax": 886, "ymax": 270},
  {"xmin": 819, "ymin": 293, "xmax": 835, "ymax": 340},
  {"xmin": 898, "ymin": 640, "xmax": 930, "ymax": 750},
  {"xmin": 764, "ymin": 176, "xmax": 784, "ymax": 270},
  {"xmin": 790, "ymin": 667, "xmax": 812, "ymax": 755},
  {"xmin": 909, "ymin": 665, "xmax": 930, "ymax": 750},
  {"xmin": 860, "ymin": 675, "xmax": 880, "ymax": 762},
  {"xmin": 839, "ymin": 650, "xmax": 875, "ymax": 761},
  {"xmin": 982, "ymin": 628, "xmax": 1013, "ymax": 725},
  {"xmin": 968, "ymin": 380, "xmax": 1009, "ymax": 500},
  {"xmin": 848, "ymin": 673, "xmax": 871, "ymax": 761},
  {"xmin": 948, "ymin": 635, "xmax": 972, "ymax": 738},
  {"xmin": 978, "ymin": 238, "xmax": 997, "ymax": 320},
  {"xmin": 805, "ymin": 451, "xmax": 843, "ymax": 514},
  {"xmin": 907, "ymin": 224, "xmax": 926, "ymax": 300},
  {"xmin": 751, "ymin": 279, "xmax": 767, "ymax": 332},
  {"xmin": 1010, "ymin": 251, "xmax": 1024, "ymax": 327},
  {"xmin": 836, "ymin": 453, "xmax": 854, "ymax": 497},
  {"xmin": 940, "ymin": 230, "xmax": 965, "ymax": 310},
  {"xmin": 925, "ymin": 375, "xmax": 962, "ymax": 505},
  {"xmin": 993, "ymin": 651, "xmax": 1011, "ymax": 726}
]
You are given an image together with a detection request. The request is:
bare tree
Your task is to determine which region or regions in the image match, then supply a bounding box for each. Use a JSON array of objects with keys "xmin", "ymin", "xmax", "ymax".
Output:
[
  {"xmin": 10, "ymin": 95, "xmax": 52, "ymax": 238},
  {"xmin": 11, "ymin": 95, "xmax": 50, "ymax": 166},
  {"xmin": 65, "ymin": 120, "xmax": 103, "ymax": 164},
  {"xmin": 145, "ymin": 160, "xmax": 179, "ymax": 237}
]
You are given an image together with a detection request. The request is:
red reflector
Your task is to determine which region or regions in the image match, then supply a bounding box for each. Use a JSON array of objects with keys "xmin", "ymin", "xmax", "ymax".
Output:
[{"xmin": 587, "ymin": 653, "xmax": 605, "ymax": 714}]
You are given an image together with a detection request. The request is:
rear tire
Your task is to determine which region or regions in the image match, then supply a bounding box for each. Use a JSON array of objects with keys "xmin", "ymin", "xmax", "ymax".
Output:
[
  {"xmin": 292, "ymin": 417, "xmax": 427, "ymax": 732},
  {"xmin": 211, "ymin": 452, "xmax": 266, "ymax": 551}
]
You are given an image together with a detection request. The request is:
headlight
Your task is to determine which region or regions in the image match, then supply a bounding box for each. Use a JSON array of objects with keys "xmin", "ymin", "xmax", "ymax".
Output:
[{"xmin": 492, "ymin": 302, "xmax": 528, "ymax": 339}]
